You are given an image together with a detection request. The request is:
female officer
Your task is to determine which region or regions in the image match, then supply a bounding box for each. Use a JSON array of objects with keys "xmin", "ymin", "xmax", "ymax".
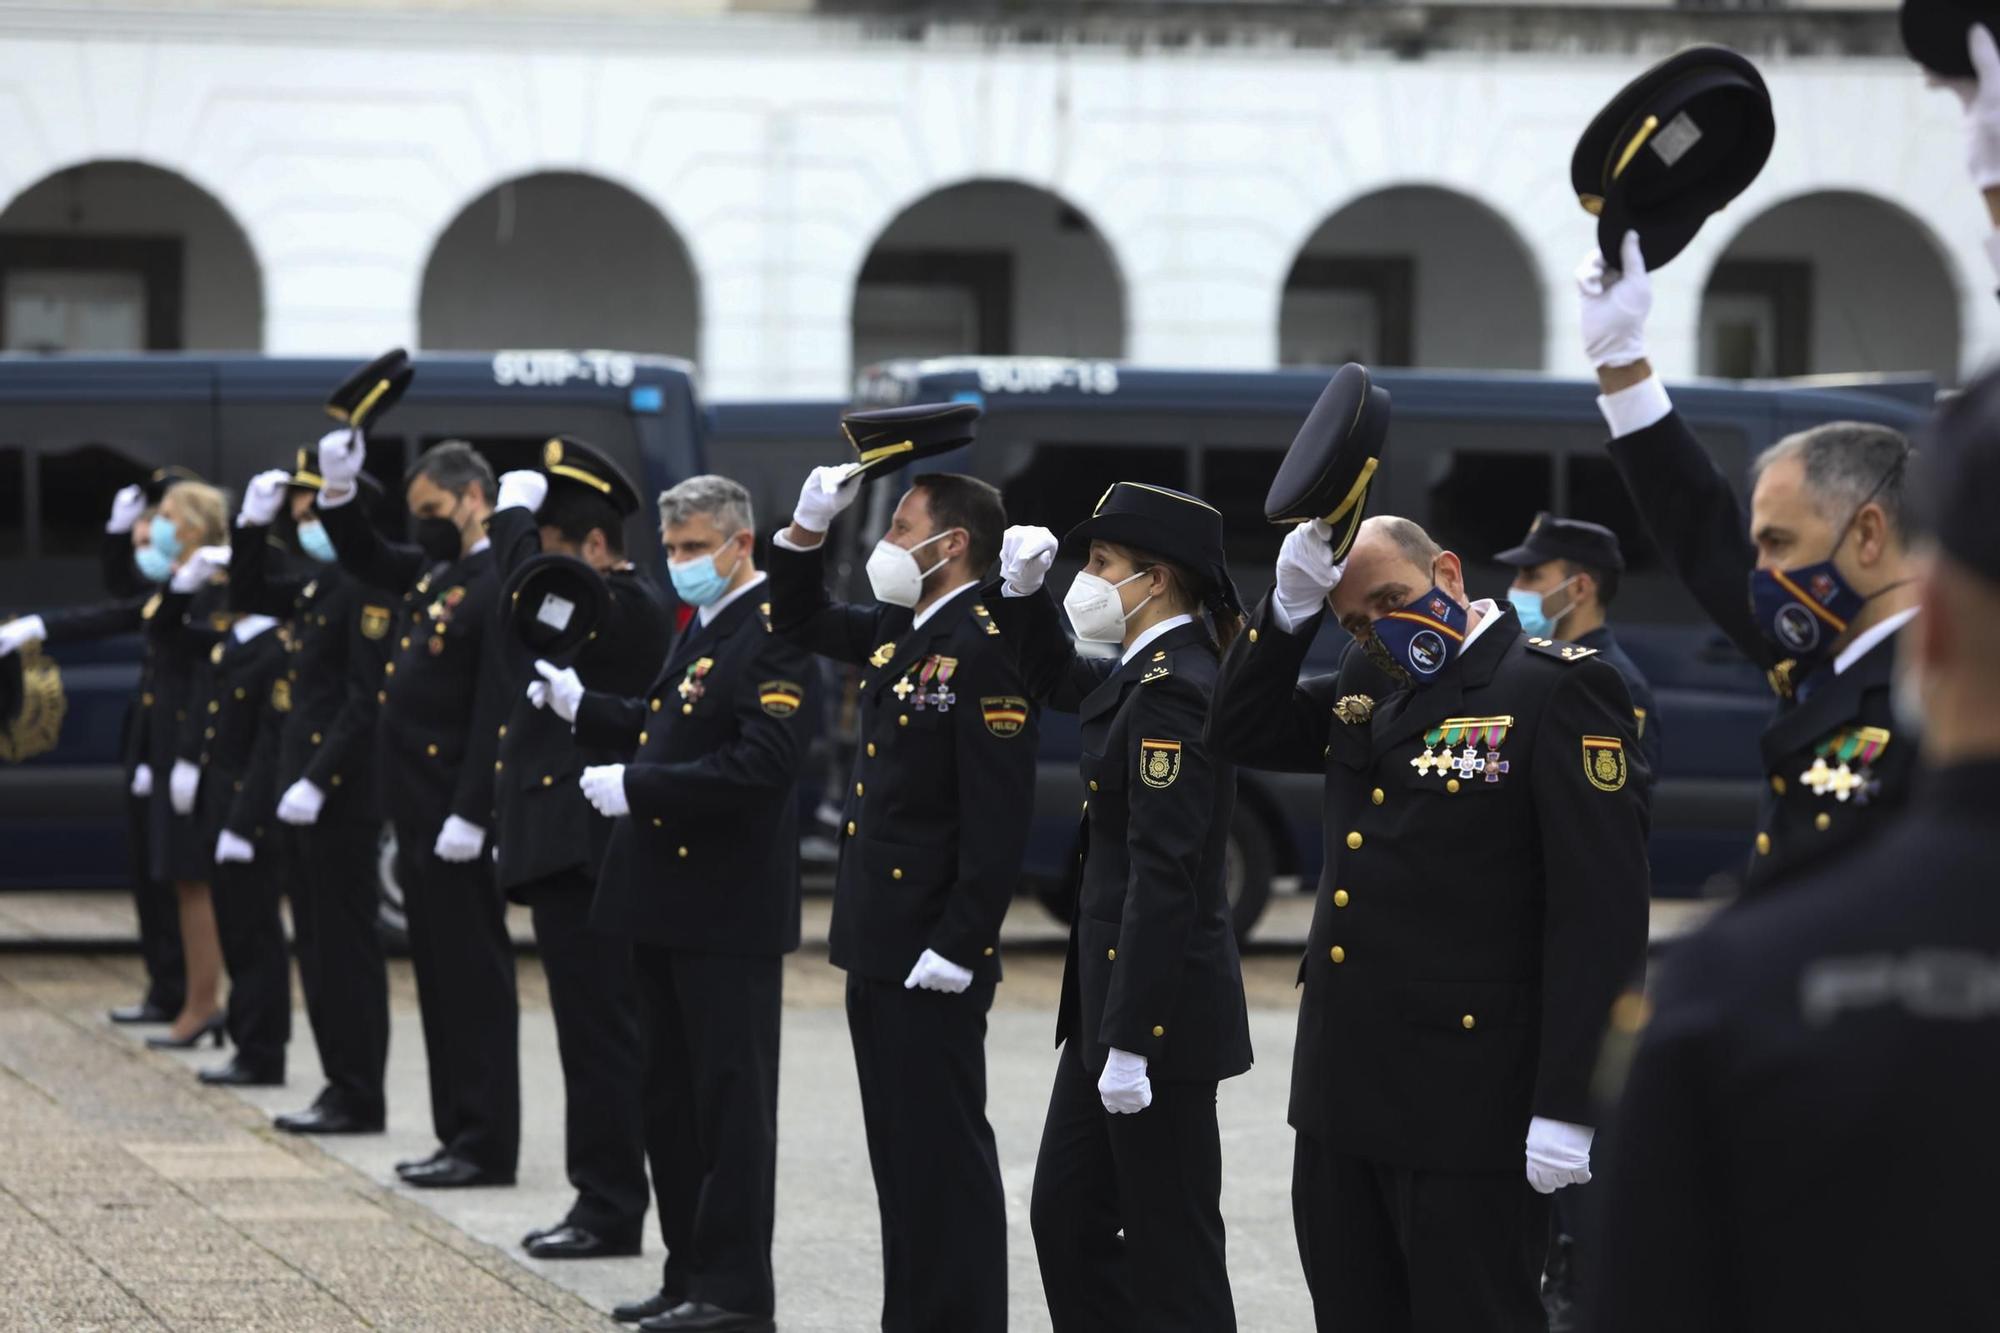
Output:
[{"xmin": 990, "ymin": 482, "xmax": 1254, "ymax": 1333}]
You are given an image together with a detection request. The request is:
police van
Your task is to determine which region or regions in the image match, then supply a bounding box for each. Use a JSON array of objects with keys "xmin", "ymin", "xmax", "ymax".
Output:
[
  {"xmin": 0, "ymin": 350, "xmax": 706, "ymax": 889},
  {"xmin": 840, "ymin": 356, "xmax": 1934, "ymax": 931}
]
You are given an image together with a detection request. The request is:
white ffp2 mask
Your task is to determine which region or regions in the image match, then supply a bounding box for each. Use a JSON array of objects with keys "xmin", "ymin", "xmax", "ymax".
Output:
[
  {"xmin": 1063, "ymin": 569, "xmax": 1153, "ymax": 643},
  {"xmin": 866, "ymin": 530, "xmax": 954, "ymax": 608}
]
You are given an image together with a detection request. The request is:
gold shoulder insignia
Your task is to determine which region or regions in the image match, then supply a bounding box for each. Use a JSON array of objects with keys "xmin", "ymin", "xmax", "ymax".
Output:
[
  {"xmin": 1526, "ymin": 637, "xmax": 1598, "ymax": 663},
  {"xmin": 972, "ymin": 603, "xmax": 999, "ymax": 635},
  {"xmin": 1140, "ymin": 664, "xmax": 1172, "ymax": 684}
]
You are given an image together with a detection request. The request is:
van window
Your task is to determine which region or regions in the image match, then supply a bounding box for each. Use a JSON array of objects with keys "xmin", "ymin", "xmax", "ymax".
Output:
[
  {"xmin": 1202, "ymin": 446, "xmax": 1288, "ymax": 565},
  {"xmin": 1567, "ymin": 455, "xmax": 1663, "ymax": 573},
  {"xmin": 39, "ymin": 444, "xmax": 152, "ymax": 558},
  {"xmin": 0, "ymin": 447, "xmax": 23, "ymax": 558},
  {"xmin": 1426, "ymin": 450, "xmax": 1555, "ymax": 563},
  {"xmin": 997, "ymin": 443, "xmax": 1189, "ymax": 543}
]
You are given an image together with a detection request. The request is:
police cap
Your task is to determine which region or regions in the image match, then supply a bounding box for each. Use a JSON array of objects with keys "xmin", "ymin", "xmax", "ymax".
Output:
[
  {"xmin": 1901, "ymin": 0, "xmax": 1997, "ymax": 77},
  {"xmin": 500, "ymin": 553, "xmax": 611, "ymax": 668},
  {"xmin": 1067, "ymin": 481, "xmax": 1244, "ymax": 617},
  {"xmin": 1263, "ymin": 362, "xmax": 1389, "ymax": 563},
  {"xmin": 841, "ymin": 402, "xmax": 981, "ymax": 482},
  {"xmin": 325, "ymin": 348, "xmax": 413, "ymax": 432},
  {"xmin": 139, "ymin": 466, "xmax": 203, "ymax": 505},
  {"xmin": 288, "ymin": 446, "xmax": 381, "ymax": 497},
  {"xmin": 1493, "ymin": 512, "xmax": 1626, "ymax": 573},
  {"xmin": 541, "ymin": 437, "xmax": 642, "ymax": 518}
]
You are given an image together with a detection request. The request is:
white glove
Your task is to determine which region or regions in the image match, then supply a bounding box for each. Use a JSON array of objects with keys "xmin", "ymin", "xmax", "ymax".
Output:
[
  {"xmin": 169, "ymin": 544, "xmax": 232, "ymax": 593},
  {"xmin": 316, "ymin": 427, "xmax": 365, "ymax": 503},
  {"xmin": 107, "ymin": 484, "xmax": 148, "ymax": 534},
  {"xmin": 1576, "ymin": 229, "xmax": 1652, "ymax": 369},
  {"xmin": 130, "ymin": 764, "xmax": 154, "ymax": 798},
  {"xmin": 0, "ymin": 615, "xmax": 47, "ymax": 657},
  {"xmin": 903, "ymin": 948, "xmax": 974, "ymax": 994},
  {"xmin": 1273, "ymin": 520, "xmax": 1343, "ymax": 629},
  {"xmin": 1934, "ymin": 26, "xmax": 2000, "ymax": 189},
  {"xmin": 579, "ymin": 764, "xmax": 630, "ymax": 818},
  {"xmin": 1097, "ymin": 1047, "xmax": 1154, "ymax": 1115},
  {"xmin": 495, "ymin": 470, "xmax": 549, "ymax": 514},
  {"xmin": 1525, "ymin": 1116, "xmax": 1594, "ymax": 1194},
  {"xmin": 433, "ymin": 814, "xmax": 486, "ymax": 862},
  {"xmin": 169, "ymin": 760, "xmax": 201, "ymax": 815},
  {"xmin": 1000, "ymin": 525, "xmax": 1059, "ymax": 597},
  {"xmin": 532, "ymin": 660, "xmax": 583, "ymax": 723},
  {"xmin": 791, "ymin": 465, "xmax": 863, "ymax": 535},
  {"xmin": 275, "ymin": 778, "xmax": 326, "ymax": 826},
  {"xmin": 239, "ymin": 469, "xmax": 291, "ymax": 527},
  {"xmin": 214, "ymin": 830, "xmax": 256, "ymax": 865}
]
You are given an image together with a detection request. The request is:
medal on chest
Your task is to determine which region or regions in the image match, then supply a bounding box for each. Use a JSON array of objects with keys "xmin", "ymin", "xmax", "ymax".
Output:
[
  {"xmin": 678, "ymin": 657, "xmax": 716, "ymax": 704},
  {"xmin": 902, "ymin": 655, "xmax": 958, "ymax": 712},
  {"xmin": 425, "ymin": 585, "xmax": 467, "ymax": 623},
  {"xmin": 1800, "ymin": 726, "xmax": 1890, "ymax": 804},
  {"xmin": 1409, "ymin": 715, "xmax": 1514, "ymax": 785}
]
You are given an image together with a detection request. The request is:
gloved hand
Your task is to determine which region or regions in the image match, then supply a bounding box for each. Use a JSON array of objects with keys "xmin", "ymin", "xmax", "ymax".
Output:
[
  {"xmin": 1000, "ymin": 525, "xmax": 1059, "ymax": 597},
  {"xmin": 1934, "ymin": 26, "xmax": 2000, "ymax": 188},
  {"xmin": 1525, "ymin": 1116, "xmax": 1594, "ymax": 1194},
  {"xmin": 130, "ymin": 764, "xmax": 154, "ymax": 799},
  {"xmin": 532, "ymin": 660, "xmax": 584, "ymax": 723},
  {"xmin": 106, "ymin": 484, "xmax": 148, "ymax": 534},
  {"xmin": 316, "ymin": 427, "xmax": 365, "ymax": 502},
  {"xmin": 0, "ymin": 615, "xmax": 47, "ymax": 657},
  {"xmin": 495, "ymin": 470, "xmax": 549, "ymax": 514},
  {"xmin": 433, "ymin": 815, "xmax": 486, "ymax": 863},
  {"xmin": 579, "ymin": 764, "xmax": 630, "ymax": 818},
  {"xmin": 169, "ymin": 544, "xmax": 232, "ymax": 593},
  {"xmin": 275, "ymin": 778, "xmax": 326, "ymax": 827},
  {"xmin": 169, "ymin": 760, "xmax": 201, "ymax": 815},
  {"xmin": 213, "ymin": 830, "xmax": 256, "ymax": 865},
  {"xmin": 1576, "ymin": 229, "xmax": 1651, "ymax": 369},
  {"xmin": 791, "ymin": 465, "xmax": 863, "ymax": 536},
  {"xmin": 1097, "ymin": 1047, "xmax": 1154, "ymax": 1115},
  {"xmin": 903, "ymin": 948, "xmax": 973, "ymax": 995},
  {"xmin": 1273, "ymin": 520, "xmax": 1343, "ymax": 628},
  {"xmin": 239, "ymin": 469, "xmax": 291, "ymax": 527}
]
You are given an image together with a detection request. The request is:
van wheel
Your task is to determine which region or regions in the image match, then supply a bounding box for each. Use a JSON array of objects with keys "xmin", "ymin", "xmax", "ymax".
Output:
[{"xmin": 1225, "ymin": 806, "xmax": 1274, "ymax": 942}]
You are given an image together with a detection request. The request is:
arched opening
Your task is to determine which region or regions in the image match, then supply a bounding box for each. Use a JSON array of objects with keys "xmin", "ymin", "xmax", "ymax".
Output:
[
  {"xmin": 0, "ymin": 160, "xmax": 263, "ymax": 351},
  {"xmin": 1699, "ymin": 191, "xmax": 1960, "ymax": 382},
  {"xmin": 419, "ymin": 171, "xmax": 699, "ymax": 357},
  {"xmin": 851, "ymin": 180, "xmax": 1125, "ymax": 370},
  {"xmin": 1279, "ymin": 186, "xmax": 1544, "ymax": 370}
]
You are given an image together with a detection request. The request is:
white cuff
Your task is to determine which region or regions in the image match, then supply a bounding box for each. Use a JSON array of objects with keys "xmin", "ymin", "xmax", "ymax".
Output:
[
  {"xmin": 771, "ymin": 528, "xmax": 817, "ymax": 554},
  {"xmin": 316, "ymin": 485, "xmax": 358, "ymax": 509},
  {"xmin": 1595, "ymin": 375, "xmax": 1673, "ymax": 439},
  {"xmin": 1984, "ymin": 232, "xmax": 2000, "ymax": 289}
]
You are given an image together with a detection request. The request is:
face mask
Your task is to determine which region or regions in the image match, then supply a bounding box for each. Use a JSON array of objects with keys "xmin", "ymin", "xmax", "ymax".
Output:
[
  {"xmin": 1367, "ymin": 584, "xmax": 1468, "ymax": 689},
  {"xmin": 1507, "ymin": 575, "xmax": 1579, "ymax": 641},
  {"xmin": 866, "ymin": 530, "xmax": 954, "ymax": 608},
  {"xmin": 1063, "ymin": 569, "xmax": 1154, "ymax": 644},
  {"xmin": 147, "ymin": 513, "xmax": 182, "ymax": 563},
  {"xmin": 669, "ymin": 543, "xmax": 741, "ymax": 608},
  {"xmin": 414, "ymin": 498, "xmax": 465, "ymax": 564},
  {"xmin": 135, "ymin": 544, "xmax": 174, "ymax": 584},
  {"xmin": 296, "ymin": 520, "xmax": 336, "ymax": 565},
  {"xmin": 1749, "ymin": 458, "xmax": 1909, "ymax": 675}
]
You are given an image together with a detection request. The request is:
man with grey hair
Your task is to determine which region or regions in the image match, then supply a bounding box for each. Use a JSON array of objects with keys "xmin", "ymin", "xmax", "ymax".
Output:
[
  {"xmin": 1580, "ymin": 228, "xmax": 1924, "ymax": 897},
  {"xmin": 539, "ymin": 471, "xmax": 814, "ymax": 1332}
]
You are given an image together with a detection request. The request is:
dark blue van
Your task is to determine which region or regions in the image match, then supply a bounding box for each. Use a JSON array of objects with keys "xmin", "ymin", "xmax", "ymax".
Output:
[
  {"xmin": 0, "ymin": 350, "xmax": 707, "ymax": 889},
  {"xmin": 843, "ymin": 357, "xmax": 1934, "ymax": 929}
]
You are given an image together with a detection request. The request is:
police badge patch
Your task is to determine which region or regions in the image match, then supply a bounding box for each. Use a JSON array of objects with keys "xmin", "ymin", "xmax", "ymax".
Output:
[
  {"xmin": 360, "ymin": 605, "xmax": 392, "ymax": 640},
  {"xmin": 1583, "ymin": 735, "xmax": 1627, "ymax": 792},
  {"xmin": 981, "ymin": 696, "xmax": 1029, "ymax": 738},
  {"xmin": 758, "ymin": 680, "xmax": 805, "ymax": 718},
  {"xmin": 1140, "ymin": 738, "xmax": 1182, "ymax": 789}
]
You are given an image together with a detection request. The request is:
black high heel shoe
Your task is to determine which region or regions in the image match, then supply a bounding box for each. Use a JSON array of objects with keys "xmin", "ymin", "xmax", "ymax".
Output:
[{"xmin": 146, "ymin": 1013, "xmax": 226, "ymax": 1050}]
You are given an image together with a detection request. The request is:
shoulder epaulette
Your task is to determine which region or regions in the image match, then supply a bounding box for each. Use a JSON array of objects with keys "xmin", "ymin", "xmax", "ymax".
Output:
[
  {"xmin": 1140, "ymin": 659, "xmax": 1173, "ymax": 684},
  {"xmin": 758, "ymin": 601, "xmax": 773, "ymax": 631},
  {"xmin": 971, "ymin": 602, "xmax": 999, "ymax": 636},
  {"xmin": 1524, "ymin": 636, "xmax": 1598, "ymax": 664}
]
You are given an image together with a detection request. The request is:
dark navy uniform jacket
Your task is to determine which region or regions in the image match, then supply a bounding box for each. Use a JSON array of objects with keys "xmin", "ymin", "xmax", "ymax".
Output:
[
  {"xmin": 1575, "ymin": 624, "xmax": 1661, "ymax": 780},
  {"xmin": 187, "ymin": 621, "xmax": 288, "ymax": 847}
]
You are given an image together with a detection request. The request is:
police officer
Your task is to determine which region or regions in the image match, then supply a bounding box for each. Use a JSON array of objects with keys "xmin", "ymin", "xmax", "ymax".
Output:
[
  {"xmin": 1496, "ymin": 513, "xmax": 1660, "ymax": 778},
  {"xmin": 315, "ymin": 430, "xmax": 519, "ymax": 1188},
  {"xmin": 1579, "ymin": 230, "xmax": 1922, "ymax": 895},
  {"xmin": 1584, "ymin": 356, "xmax": 2000, "ymax": 1332},
  {"xmin": 1210, "ymin": 509, "xmax": 1650, "ymax": 1331},
  {"xmin": 542, "ymin": 475, "xmax": 812, "ymax": 1332},
  {"xmin": 992, "ymin": 485, "xmax": 1255, "ymax": 1333},
  {"xmin": 485, "ymin": 441, "xmax": 673, "ymax": 1260},
  {"xmin": 232, "ymin": 454, "xmax": 395, "ymax": 1134},
  {"xmin": 770, "ymin": 426, "xmax": 1037, "ymax": 1333}
]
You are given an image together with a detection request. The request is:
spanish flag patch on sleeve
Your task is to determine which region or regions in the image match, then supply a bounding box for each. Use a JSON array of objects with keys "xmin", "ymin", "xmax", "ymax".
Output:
[
  {"xmin": 758, "ymin": 680, "xmax": 805, "ymax": 718},
  {"xmin": 981, "ymin": 696, "xmax": 1029, "ymax": 738}
]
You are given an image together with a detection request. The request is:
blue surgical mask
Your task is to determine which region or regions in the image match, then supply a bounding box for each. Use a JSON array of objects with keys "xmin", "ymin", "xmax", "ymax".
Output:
[
  {"xmin": 1507, "ymin": 575, "xmax": 1578, "ymax": 641},
  {"xmin": 669, "ymin": 543, "xmax": 741, "ymax": 608},
  {"xmin": 147, "ymin": 513, "xmax": 182, "ymax": 563},
  {"xmin": 135, "ymin": 544, "xmax": 174, "ymax": 583},
  {"xmin": 1366, "ymin": 584, "xmax": 1468, "ymax": 688},
  {"xmin": 296, "ymin": 520, "xmax": 336, "ymax": 565}
]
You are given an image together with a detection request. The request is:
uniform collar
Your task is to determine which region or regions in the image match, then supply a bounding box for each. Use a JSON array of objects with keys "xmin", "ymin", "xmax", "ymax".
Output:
[
  {"xmin": 698, "ymin": 571, "xmax": 768, "ymax": 627},
  {"xmin": 913, "ymin": 579, "xmax": 980, "ymax": 631},
  {"xmin": 1834, "ymin": 606, "xmax": 1918, "ymax": 677},
  {"xmin": 1121, "ymin": 613, "xmax": 1195, "ymax": 666}
]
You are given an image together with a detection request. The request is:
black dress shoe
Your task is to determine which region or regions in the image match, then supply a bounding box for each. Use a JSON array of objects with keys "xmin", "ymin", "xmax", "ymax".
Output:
[
  {"xmin": 145, "ymin": 1013, "xmax": 226, "ymax": 1050},
  {"xmin": 523, "ymin": 1223, "xmax": 641, "ymax": 1260},
  {"xmin": 108, "ymin": 1000, "xmax": 176, "ymax": 1024},
  {"xmin": 395, "ymin": 1147, "xmax": 447, "ymax": 1178},
  {"xmin": 637, "ymin": 1302, "xmax": 774, "ymax": 1333},
  {"xmin": 198, "ymin": 1057, "xmax": 284, "ymax": 1087},
  {"xmin": 613, "ymin": 1290, "xmax": 684, "ymax": 1324},
  {"xmin": 273, "ymin": 1105, "xmax": 384, "ymax": 1135},
  {"xmin": 400, "ymin": 1154, "xmax": 514, "ymax": 1189}
]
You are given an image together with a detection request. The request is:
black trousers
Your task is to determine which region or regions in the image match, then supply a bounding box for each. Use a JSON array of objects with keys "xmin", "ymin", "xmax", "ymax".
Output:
[
  {"xmin": 523, "ymin": 872, "xmax": 647, "ymax": 1239},
  {"xmin": 211, "ymin": 853, "xmax": 290, "ymax": 1073},
  {"xmin": 1292, "ymin": 1133, "xmax": 1551, "ymax": 1333},
  {"xmin": 845, "ymin": 972, "xmax": 1007, "ymax": 1333},
  {"xmin": 1030, "ymin": 1042, "xmax": 1235, "ymax": 1333},
  {"xmin": 288, "ymin": 817, "xmax": 389, "ymax": 1121},
  {"xmin": 638, "ymin": 946, "xmax": 782, "ymax": 1315},
  {"xmin": 127, "ymin": 790, "xmax": 185, "ymax": 1012},
  {"xmin": 397, "ymin": 819, "xmax": 519, "ymax": 1172}
]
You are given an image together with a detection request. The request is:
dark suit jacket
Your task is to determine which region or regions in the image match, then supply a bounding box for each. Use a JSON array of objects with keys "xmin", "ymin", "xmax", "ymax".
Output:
[
  {"xmin": 768, "ymin": 539, "xmax": 1037, "ymax": 983},
  {"xmin": 1577, "ymin": 625, "xmax": 1661, "ymax": 779},
  {"xmin": 574, "ymin": 581, "xmax": 814, "ymax": 953},
  {"xmin": 190, "ymin": 622, "xmax": 288, "ymax": 846},
  {"xmin": 1587, "ymin": 759, "xmax": 2000, "ymax": 1332},
  {"xmin": 1208, "ymin": 596, "xmax": 1651, "ymax": 1170},
  {"xmin": 1608, "ymin": 410, "xmax": 1918, "ymax": 894}
]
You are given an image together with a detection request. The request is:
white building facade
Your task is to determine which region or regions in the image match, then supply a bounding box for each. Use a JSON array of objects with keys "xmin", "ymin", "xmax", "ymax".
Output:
[{"xmin": 0, "ymin": 1, "xmax": 1986, "ymax": 397}]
